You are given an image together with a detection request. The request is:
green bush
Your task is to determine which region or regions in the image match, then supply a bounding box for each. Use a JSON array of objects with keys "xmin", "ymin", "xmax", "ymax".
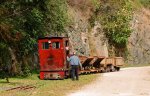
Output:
[
  {"xmin": 0, "ymin": 0, "xmax": 68, "ymax": 77},
  {"xmin": 89, "ymin": 0, "xmax": 133, "ymax": 57},
  {"xmin": 139, "ymin": 0, "xmax": 150, "ymax": 8},
  {"xmin": 90, "ymin": 0, "xmax": 132, "ymax": 48}
]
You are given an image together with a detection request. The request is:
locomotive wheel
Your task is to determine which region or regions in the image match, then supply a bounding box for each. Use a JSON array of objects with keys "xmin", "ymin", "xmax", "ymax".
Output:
[{"xmin": 64, "ymin": 75, "xmax": 69, "ymax": 79}]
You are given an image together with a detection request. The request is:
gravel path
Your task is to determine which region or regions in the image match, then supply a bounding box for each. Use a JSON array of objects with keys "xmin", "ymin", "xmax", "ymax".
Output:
[{"xmin": 67, "ymin": 66, "xmax": 150, "ymax": 96}]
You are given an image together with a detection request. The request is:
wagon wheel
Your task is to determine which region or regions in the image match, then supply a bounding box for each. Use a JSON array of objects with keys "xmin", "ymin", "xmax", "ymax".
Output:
[
  {"xmin": 101, "ymin": 69, "xmax": 106, "ymax": 73},
  {"xmin": 106, "ymin": 66, "xmax": 111, "ymax": 72},
  {"xmin": 116, "ymin": 67, "xmax": 120, "ymax": 71},
  {"xmin": 114, "ymin": 67, "xmax": 120, "ymax": 71},
  {"xmin": 110, "ymin": 65, "xmax": 115, "ymax": 72}
]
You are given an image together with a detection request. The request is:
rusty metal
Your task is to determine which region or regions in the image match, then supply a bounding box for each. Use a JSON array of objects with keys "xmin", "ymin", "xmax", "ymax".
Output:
[
  {"xmin": 6, "ymin": 85, "xmax": 36, "ymax": 91},
  {"xmin": 79, "ymin": 56, "xmax": 124, "ymax": 74},
  {"xmin": 38, "ymin": 37, "xmax": 70, "ymax": 80},
  {"xmin": 38, "ymin": 36, "xmax": 124, "ymax": 80}
]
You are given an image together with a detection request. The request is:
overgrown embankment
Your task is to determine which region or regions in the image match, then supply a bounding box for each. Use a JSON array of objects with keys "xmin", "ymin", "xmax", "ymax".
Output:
[
  {"xmin": 0, "ymin": 0, "xmax": 68, "ymax": 76},
  {"xmin": 128, "ymin": 8, "xmax": 150, "ymax": 64},
  {"xmin": 0, "ymin": 0, "xmax": 150, "ymax": 77},
  {"xmin": 67, "ymin": 0, "xmax": 150, "ymax": 65}
]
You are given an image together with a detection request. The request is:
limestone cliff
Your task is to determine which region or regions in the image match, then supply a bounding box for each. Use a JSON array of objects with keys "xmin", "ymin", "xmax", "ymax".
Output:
[
  {"xmin": 66, "ymin": 4, "xmax": 109, "ymax": 57},
  {"xmin": 127, "ymin": 8, "xmax": 150, "ymax": 64},
  {"xmin": 67, "ymin": 1, "xmax": 150, "ymax": 64}
]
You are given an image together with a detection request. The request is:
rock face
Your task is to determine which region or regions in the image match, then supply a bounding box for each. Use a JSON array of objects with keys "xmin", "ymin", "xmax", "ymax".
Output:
[
  {"xmin": 67, "ymin": 6, "xmax": 109, "ymax": 57},
  {"xmin": 67, "ymin": 2, "xmax": 150, "ymax": 64},
  {"xmin": 88, "ymin": 22, "xmax": 108, "ymax": 57},
  {"xmin": 127, "ymin": 8, "xmax": 150, "ymax": 64},
  {"xmin": 68, "ymin": 23, "xmax": 109, "ymax": 57}
]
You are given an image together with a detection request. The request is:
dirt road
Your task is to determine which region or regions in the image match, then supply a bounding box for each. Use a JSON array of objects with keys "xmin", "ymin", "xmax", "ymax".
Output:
[{"xmin": 68, "ymin": 66, "xmax": 150, "ymax": 96}]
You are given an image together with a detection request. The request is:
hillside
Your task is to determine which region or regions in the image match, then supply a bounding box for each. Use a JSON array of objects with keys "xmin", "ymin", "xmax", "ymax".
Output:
[
  {"xmin": 0, "ymin": 0, "xmax": 150, "ymax": 76},
  {"xmin": 128, "ymin": 7, "xmax": 150, "ymax": 64},
  {"xmin": 67, "ymin": 0, "xmax": 150, "ymax": 64}
]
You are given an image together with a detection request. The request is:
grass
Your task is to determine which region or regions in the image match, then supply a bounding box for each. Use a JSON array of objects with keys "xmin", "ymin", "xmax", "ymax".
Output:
[
  {"xmin": 1, "ymin": 64, "xmax": 149, "ymax": 96},
  {"xmin": 0, "ymin": 73, "xmax": 98, "ymax": 96}
]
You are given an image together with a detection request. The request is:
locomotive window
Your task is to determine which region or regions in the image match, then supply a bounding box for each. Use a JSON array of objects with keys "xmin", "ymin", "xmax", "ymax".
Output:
[
  {"xmin": 65, "ymin": 40, "xmax": 69, "ymax": 47},
  {"xmin": 42, "ymin": 42, "xmax": 49, "ymax": 49},
  {"xmin": 52, "ymin": 42, "xmax": 60, "ymax": 49}
]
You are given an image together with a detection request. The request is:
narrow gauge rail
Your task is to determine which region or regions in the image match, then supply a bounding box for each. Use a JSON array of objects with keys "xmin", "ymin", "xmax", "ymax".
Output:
[{"xmin": 6, "ymin": 85, "xmax": 36, "ymax": 91}]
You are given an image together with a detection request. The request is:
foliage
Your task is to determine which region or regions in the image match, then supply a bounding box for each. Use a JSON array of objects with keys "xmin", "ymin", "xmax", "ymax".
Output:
[
  {"xmin": 0, "ymin": 42, "xmax": 11, "ymax": 82},
  {"xmin": 91, "ymin": 0, "xmax": 101, "ymax": 11},
  {"xmin": 90, "ymin": 0, "xmax": 132, "ymax": 49},
  {"xmin": 0, "ymin": 0, "xmax": 68, "ymax": 77},
  {"xmin": 0, "ymin": 42, "xmax": 11, "ymax": 79},
  {"xmin": 139, "ymin": 0, "xmax": 150, "ymax": 8},
  {"xmin": 103, "ymin": 1, "xmax": 132, "ymax": 48},
  {"xmin": 45, "ymin": 0, "xmax": 68, "ymax": 34}
]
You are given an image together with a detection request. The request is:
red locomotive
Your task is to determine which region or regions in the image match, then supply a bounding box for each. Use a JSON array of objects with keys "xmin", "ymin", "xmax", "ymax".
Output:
[
  {"xmin": 38, "ymin": 37, "xmax": 70, "ymax": 79},
  {"xmin": 38, "ymin": 36, "xmax": 124, "ymax": 80}
]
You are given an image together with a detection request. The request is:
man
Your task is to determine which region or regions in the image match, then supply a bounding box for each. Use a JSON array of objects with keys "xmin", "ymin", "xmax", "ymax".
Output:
[{"xmin": 69, "ymin": 52, "xmax": 81, "ymax": 80}]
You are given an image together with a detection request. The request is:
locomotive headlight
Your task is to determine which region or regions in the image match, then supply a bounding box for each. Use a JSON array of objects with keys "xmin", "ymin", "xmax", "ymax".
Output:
[{"xmin": 48, "ymin": 40, "xmax": 51, "ymax": 44}]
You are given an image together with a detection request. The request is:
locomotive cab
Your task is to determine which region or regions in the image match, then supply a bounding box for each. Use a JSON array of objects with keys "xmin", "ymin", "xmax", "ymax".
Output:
[{"xmin": 38, "ymin": 37, "xmax": 69, "ymax": 79}]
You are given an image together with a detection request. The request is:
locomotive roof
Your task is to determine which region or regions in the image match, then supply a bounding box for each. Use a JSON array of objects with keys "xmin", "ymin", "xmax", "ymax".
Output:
[{"xmin": 38, "ymin": 36, "xmax": 68, "ymax": 40}]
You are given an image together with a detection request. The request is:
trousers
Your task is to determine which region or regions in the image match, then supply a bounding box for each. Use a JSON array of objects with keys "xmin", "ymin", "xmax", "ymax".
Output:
[{"xmin": 71, "ymin": 65, "xmax": 79, "ymax": 80}]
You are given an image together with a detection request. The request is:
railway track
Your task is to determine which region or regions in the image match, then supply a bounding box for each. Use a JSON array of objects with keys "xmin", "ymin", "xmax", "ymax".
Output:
[{"xmin": 6, "ymin": 85, "xmax": 36, "ymax": 91}]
